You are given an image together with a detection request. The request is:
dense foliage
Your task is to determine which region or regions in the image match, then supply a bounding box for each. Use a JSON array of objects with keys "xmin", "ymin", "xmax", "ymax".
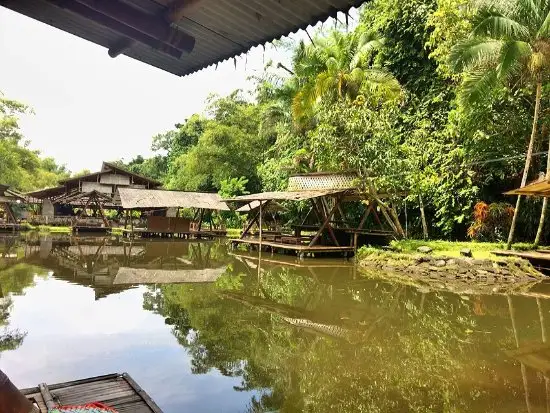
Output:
[{"xmin": 0, "ymin": 95, "xmax": 69, "ymax": 192}]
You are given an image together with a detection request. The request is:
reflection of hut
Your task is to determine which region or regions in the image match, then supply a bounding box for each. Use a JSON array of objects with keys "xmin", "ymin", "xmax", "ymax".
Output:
[
  {"xmin": 117, "ymin": 188, "xmax": 230, "ymax": 239},
  {"xmin": 0, "ymin": 185, "xmax": 25, "ymax": 232},
  {"xmin": 113, "ymin": 267, "xmax": 225, "ymax": 285},
  {"xmin": 226, "ymin": 172, "xmax": 404, "ymax": 258}
]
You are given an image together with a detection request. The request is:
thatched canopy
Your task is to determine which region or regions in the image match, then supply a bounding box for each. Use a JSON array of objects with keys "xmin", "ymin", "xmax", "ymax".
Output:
[
  {"xmin": 118, "ymin": 188, "xmax": 230, "ymax": 210},
  {"xmin": 225, "ymin": 189, "xmax": 347, "ymax": 203},
  {"xmin": 506, "ymin": 178, "xmax": 550, "ymax": 198}
]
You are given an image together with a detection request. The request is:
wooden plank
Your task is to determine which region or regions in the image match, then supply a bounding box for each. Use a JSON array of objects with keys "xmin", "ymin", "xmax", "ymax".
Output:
[{"xmin": 123, "ymin": 373, "xmax": 163, "ymax": 413}]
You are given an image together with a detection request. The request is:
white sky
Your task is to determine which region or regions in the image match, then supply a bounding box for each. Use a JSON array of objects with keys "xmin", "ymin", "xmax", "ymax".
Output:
[{"xmin": 0, "ymin": 6, "xmax": 296, "ymax": 172}]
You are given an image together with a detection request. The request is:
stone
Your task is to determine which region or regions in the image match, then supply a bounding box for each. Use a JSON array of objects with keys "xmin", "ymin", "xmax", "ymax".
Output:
[
  {"xmin": 414, "ymin": 254, "xmax": 432, "ymax": 264},
  {"xmin": 446, "ymin": 259, "xmax": 457, "ymax": 266},
  {"xmin": 460, "ymin": 248, "xmax": 473, "ymax": 257},
  {"xmin": 417, "ymin": 246, "xmax": 433, "ymax": 254},
  {"xmin": 434, "ymin": 259, "xmax": 447, "ymax": 267}
]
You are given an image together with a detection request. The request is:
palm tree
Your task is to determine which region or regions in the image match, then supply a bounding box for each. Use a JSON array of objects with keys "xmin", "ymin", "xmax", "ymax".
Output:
[
  {"xmin": 291, "ymin": 29, "xmax": 401, "ymax": 125},
  {"xmin": 449, "ymin": 0, "xmax": 550, "ymax": 249}
]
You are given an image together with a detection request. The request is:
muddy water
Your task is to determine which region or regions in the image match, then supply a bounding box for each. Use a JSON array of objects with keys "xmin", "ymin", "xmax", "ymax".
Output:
[{"xmin": 1, "ymin": 234, "xmax": 550, "ymax": 412}]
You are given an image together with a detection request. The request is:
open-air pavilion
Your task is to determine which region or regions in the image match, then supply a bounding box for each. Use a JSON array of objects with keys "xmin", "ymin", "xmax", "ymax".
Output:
[
  {"xmin": 118, "ymin": 187, "xmax": 230, "ymax": 239},
  {"xmin": 0, "ymin": 185, "xmax": 26, "ymax": 232},
  {"xmin": 226, "ymin": 172, "xmax": 404, "ymax": 258}
]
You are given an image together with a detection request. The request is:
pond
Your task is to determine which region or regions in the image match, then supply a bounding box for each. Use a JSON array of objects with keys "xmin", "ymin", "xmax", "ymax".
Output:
[{"xmin": 1, "ymin": 234, "xmax": 550, "ymax": 412}]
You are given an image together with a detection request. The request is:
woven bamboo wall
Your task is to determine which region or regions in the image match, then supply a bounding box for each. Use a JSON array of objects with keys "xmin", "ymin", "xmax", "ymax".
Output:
[{"xmin": 287, "ymin": 173, "xmax": 357, "ymax": 191}]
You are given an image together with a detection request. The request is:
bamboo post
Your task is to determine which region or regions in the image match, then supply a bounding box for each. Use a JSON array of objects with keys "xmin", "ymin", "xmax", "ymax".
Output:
[
  {"xmin": 259, "ymin": 200, "xmax": 263, "ymax": 252},
  {"xmin": 39, "ymin": 383, "xmax": 56, "ymax": 410}
]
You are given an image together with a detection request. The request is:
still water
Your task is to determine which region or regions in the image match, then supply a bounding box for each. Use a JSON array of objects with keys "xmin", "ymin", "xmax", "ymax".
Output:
[{"xmin": 1, "ymin": 234, "xmax": 550, "ymax": 412}]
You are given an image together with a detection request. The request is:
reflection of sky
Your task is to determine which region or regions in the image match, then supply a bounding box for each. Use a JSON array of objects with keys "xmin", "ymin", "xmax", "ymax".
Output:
[{"xmin": 0, "ymin": 277, "xmax": 256, "ymax": 413}]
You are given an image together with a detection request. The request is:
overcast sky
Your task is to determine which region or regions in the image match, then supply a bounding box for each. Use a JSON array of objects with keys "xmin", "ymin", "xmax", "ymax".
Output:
[{"xmin": 0, "ymin": 6, "xmax": 296, "ymax": 172}]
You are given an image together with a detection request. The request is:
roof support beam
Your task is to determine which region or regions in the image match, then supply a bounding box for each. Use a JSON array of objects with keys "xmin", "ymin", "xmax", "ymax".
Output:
[
  {"xmin": 73, "ymin": 0, "xmax": 195, "ymax": 52},
  {"xmin": 48, "ymin": 1, "xmax": 185, "ymax": 58},
  {"xmin": 166, "ymin": 0, "xmax": 203, "ymax": 23}
]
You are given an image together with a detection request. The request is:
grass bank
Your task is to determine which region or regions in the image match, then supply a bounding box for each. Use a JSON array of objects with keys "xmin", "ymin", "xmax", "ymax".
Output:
[{"xmin": 381, "ymin": 239, "xmax": 535, "ymax": 260}]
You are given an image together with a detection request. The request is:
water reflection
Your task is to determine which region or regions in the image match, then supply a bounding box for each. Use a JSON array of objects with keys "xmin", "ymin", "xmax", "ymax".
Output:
[{"xmin": 2, "ymin": 235, "xmax": 550, "ymax": 412}]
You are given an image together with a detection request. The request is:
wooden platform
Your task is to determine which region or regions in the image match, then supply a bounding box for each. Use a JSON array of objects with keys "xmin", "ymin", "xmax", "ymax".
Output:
[
  {"xmin": 123, "ymin": 229, "xmax": 221, "ymax": 239},
  {"xmin": 231, "ymin": 238, "xmax": 354, "ymax": 257},
  {"xmin": 0, "ymin": 223, "xmax": 25, "ymax": 232},
  {"xmin": 493, "ymin": 250, "xmax": 550, "ymax": 271},
  {"xmin": 22, "ymin": 373, "xmax": 162, "ymax": 413},
  {"xmin": 72, "ymin": 226, "xmax": 111, "ymax": 234}
]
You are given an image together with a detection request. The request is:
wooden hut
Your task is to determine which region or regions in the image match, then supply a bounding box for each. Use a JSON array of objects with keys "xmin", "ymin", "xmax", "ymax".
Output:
[
  {"xmin": 26, "ymin": 161, "xmax": 162, "ymax": 232},
  {"xmin": 117, "ymin": 188, "xmax": 230, "ymax": 238},
  {"xmin": 0, "ymin": 185, "xmax": 25, "ymax": 232},
  {"xmin": 226, "ymin": 172, "xmax": 404, "ymax": 258}
]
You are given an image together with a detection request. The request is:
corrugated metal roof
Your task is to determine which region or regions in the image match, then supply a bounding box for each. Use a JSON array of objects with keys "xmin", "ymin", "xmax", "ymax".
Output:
[
  {"xmin": 118, "ymin": 187, "xmax": 230, "ymax": 210},
  {"xmin": 2, "ymin": 0, "xmax": 367, "ymax": 76}
]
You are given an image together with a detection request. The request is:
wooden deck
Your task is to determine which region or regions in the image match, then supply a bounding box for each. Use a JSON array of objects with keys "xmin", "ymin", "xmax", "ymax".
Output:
[
  {"xmin": 0, "ymin": 223, "xmax": 26, "ymax": 232},
  {"xmin": 123, "ymin": 228, "xmax": 224, "ymax": 239},
  {"xmin": 22, "ymin": 373, "xmax": 162, "ymax": 413},
  {"xmin": 231, "ymin": 238, "xmax": 354, "ymax": 257},
  {"xmin": 493, "ymin": 250, "xmax": 550, "ymax": 271},
  {"xmin": 72, "ymin": 225, "xmax": 111, "ymax": 234}
]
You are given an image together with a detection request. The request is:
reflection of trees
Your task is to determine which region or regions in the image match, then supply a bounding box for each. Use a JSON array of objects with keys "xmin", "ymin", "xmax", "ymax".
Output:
[
  {"xmin": 0, "ymin": 263, "xmax": 44, "ymax": 353},
  {"xmin": 143, "ymin": 258, "xmax": 539, "ymax": 412}
]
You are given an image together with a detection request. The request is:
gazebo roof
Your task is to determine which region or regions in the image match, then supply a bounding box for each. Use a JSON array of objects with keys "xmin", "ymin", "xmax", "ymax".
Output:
[
  {"xmin": 118, "ymin": 187, "xmax": 230, "ymax": 210},
  {"xmin": 505, "ymin": 177, "xmax": 550, "ymax": 197},
  {"xmin": 4, "ymin": 0, "xmax": 366, "ymax": 76}
]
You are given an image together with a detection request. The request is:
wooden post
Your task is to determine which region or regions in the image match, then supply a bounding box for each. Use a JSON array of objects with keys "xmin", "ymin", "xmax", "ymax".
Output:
[
  {"xmin": 309, "ymin": 198, "xmax": 341, "ymax": 247},
  {"xmin": 130, "ymin": 209, "xmax": 134, "ymax": 234},
  {"xmin": 259, "ymin": 200, "xmax": 263, "ymax": 251},
  {"xmin": 197, "ymin": 208, "xmax": 204, "ymax": 231},
  {"xmin": 241, "ymin": 209, "xmax": 261, "ymax": 239},
  {"xmin": 39, "ymin": 383, "xmax": 57, "ymax": 410}
]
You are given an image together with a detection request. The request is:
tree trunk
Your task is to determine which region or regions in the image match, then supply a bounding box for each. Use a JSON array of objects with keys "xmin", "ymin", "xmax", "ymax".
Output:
[
  {"xmin": 419, "ymin": 195, "xmax": 428, "ymax": 240},
  {"xmin": 534, "ymin": 124, "xmax": 550, "ymax": 248},
  {"xmin": 506, "ymin": 81, "xmax": 542, "ymax": 250}
]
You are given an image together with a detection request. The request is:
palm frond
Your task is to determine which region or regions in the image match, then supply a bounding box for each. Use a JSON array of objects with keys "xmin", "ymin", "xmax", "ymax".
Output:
[
  {"xmin": 537, "ymin": 8, "xmax": 550, "ymax": 36},
  {"xmin": 498, "ymin": 40, "xmax": 532, "ymax": 77},
  {"xmin": 449, "ymin": 38, "xmax": 503, "ymax": 72},
  {"xmin": 458, "ymin": 68, "xmax": 500, "ymax": 106},
  {"xmin": 471, "ymin": 9, "xmax": 530, "ymax": 40}
]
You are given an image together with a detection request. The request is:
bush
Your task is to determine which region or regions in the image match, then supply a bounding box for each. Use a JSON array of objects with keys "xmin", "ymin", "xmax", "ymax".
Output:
[{"xmin": 467, "ymin": 201, "xmax": 514, "ymax": 242}]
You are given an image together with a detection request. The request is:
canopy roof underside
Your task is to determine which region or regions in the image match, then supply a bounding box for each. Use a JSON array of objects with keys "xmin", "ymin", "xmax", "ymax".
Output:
[{"xmin": 2, "ymin": 0, "xmax": 367, "ymax": 76}]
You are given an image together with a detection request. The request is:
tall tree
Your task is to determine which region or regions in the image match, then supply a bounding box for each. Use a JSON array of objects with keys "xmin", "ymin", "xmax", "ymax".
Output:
[
  {"xmin": 449, "ymin": 0, "xmax": 550, "ymax": 248},
  {"xmin": 291, "ymin": 30, "xmax": 400, "ymax": 124}
]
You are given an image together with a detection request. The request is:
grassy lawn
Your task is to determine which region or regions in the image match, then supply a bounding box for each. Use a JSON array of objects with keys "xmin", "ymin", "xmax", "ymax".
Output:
[
  {"xmin": 226, "ymin": 228, "xmax": 242, "ymax": 238},
  {"xmin": 386, "ymin": 239, "xmax": 536, "ymax": 260}
]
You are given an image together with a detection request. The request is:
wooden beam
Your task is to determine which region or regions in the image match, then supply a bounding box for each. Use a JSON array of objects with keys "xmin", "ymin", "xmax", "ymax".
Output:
[
  {"xmin": 241, "ymin": 209, "xmax": 261, "ymax": 239},
  {"xmin": 73, "ymin": 0, "xmax": 196, "ymax": 52},
  {"xmin": 108, "ymin": 37, "xmax": 135, "ymax": 58},
  {"xmin": 309, "ymin": 198, "xmax": 341, "ymax": 247},
  {"xmin": 48, "ymin": 0, "xmax": 192, "ymax": 57}
]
